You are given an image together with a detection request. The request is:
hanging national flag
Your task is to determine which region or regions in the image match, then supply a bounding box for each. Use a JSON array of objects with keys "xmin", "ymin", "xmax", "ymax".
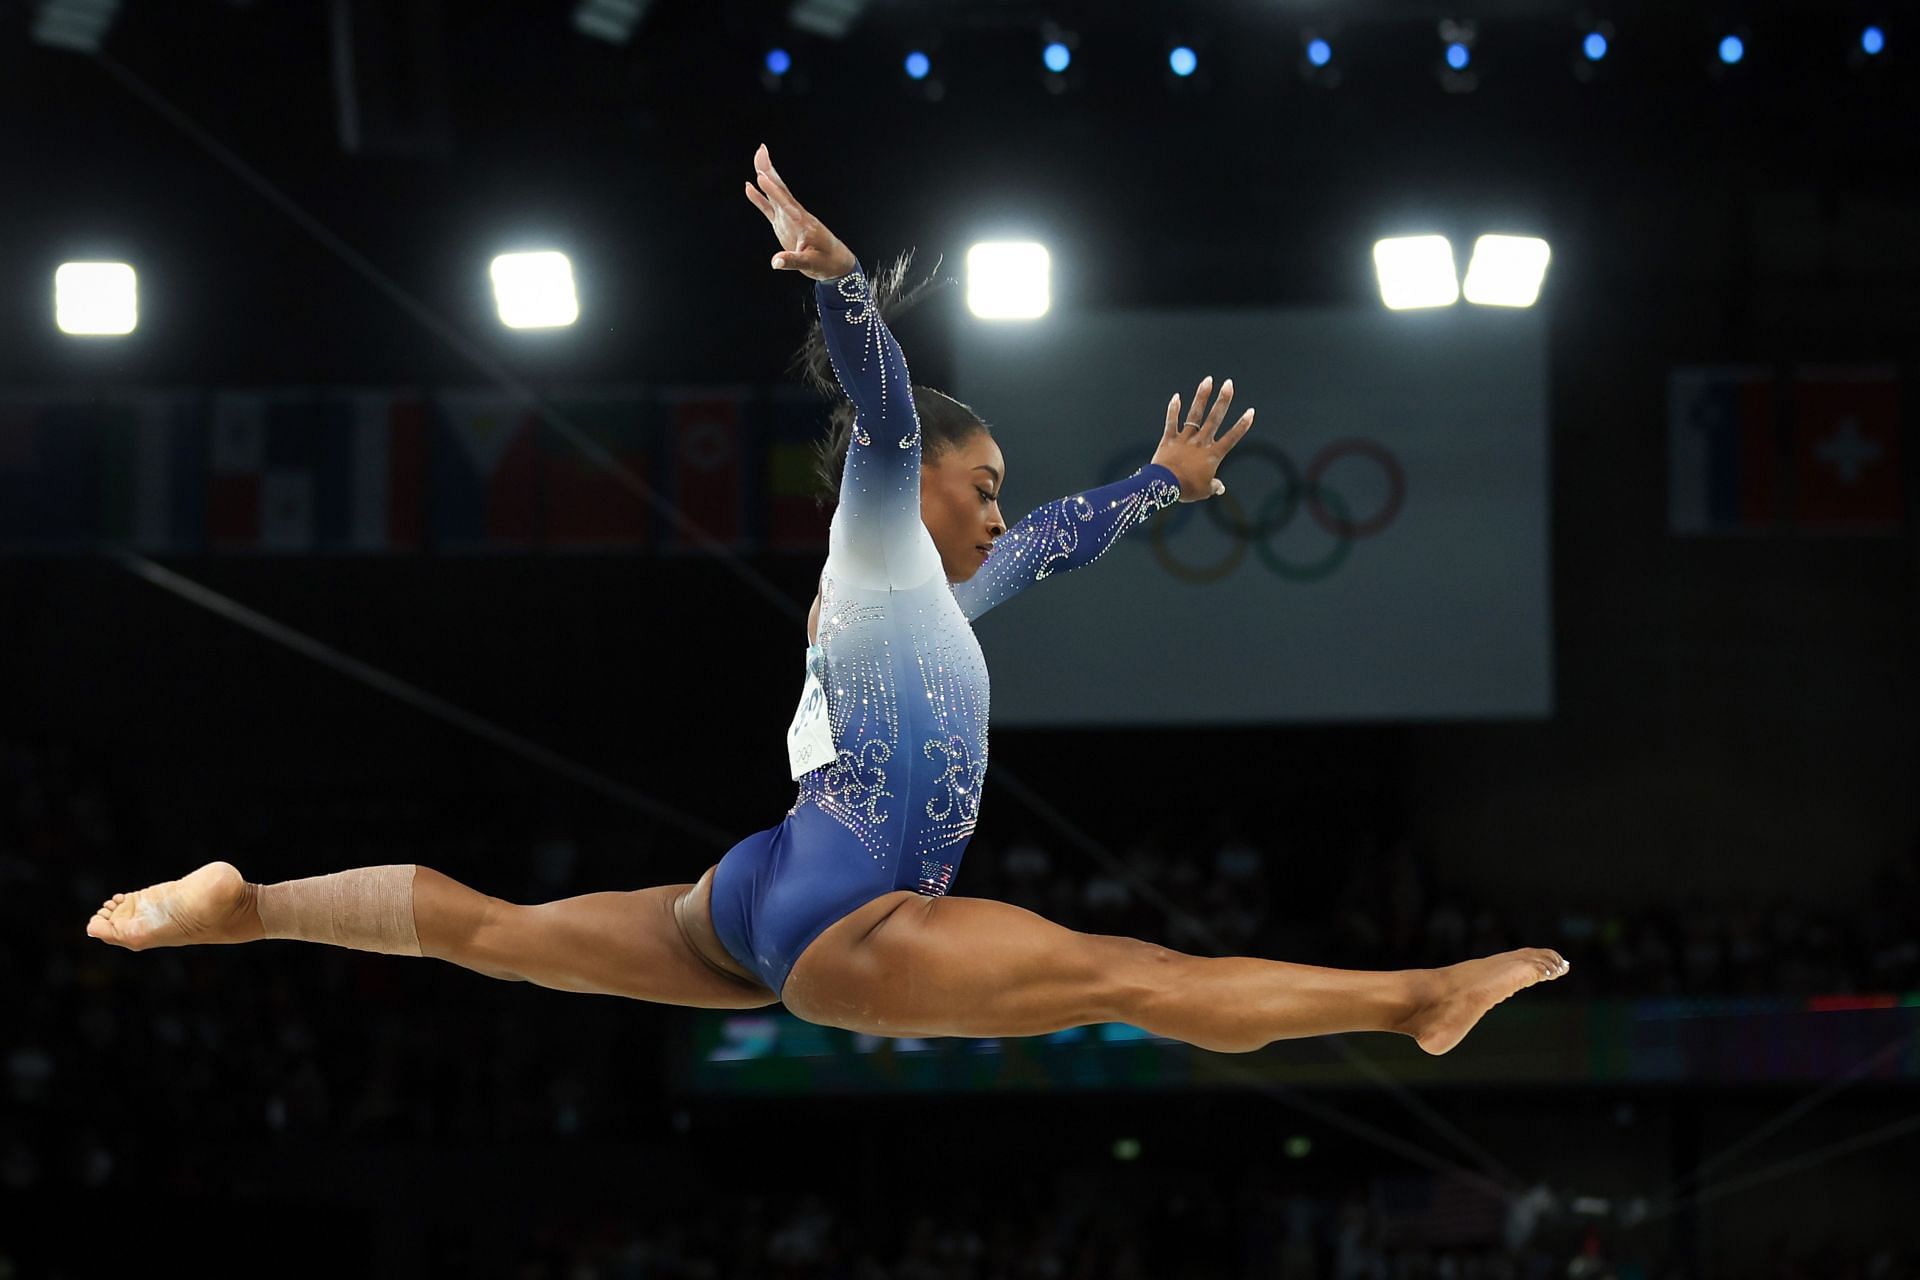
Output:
[
  {"xmin": 385, "ymin": 394, "xmax": 430, "ymax": 551},
  {"xmin": 1668, "ymin": 367, "xmax": 1780, "ymax": 536},
  {"xmin": 344, "ymin": 391, "xmax": 429, "ymax": 552},
  {"xmin": 1790, "ymin": 367, "xmax": 1903, "ymax": 534},
  {"xmin": 207, "ymin": 392, "xmax": 266, "ymax": 549},
  {"xmin": 98, "ymin": 392, "xmax": 208, "ymax": 553},
  {"xmin": 0, "ymin": 393, "xmax": 208, "ymax": 551},
  {"xmin": 764, "ymin": 390, "xmax": 832, "ymax": 553},
  {"xmin": 539, "ymin": 391, "xmax": 657, "ymax": 549},
  {"xmin": 206, "ymin": 393, "xmax": 362, "ymax": 552},
  {"xmin": 0, "ymin": 398, "xmax": 89, "ymax": 546},
  {"xmin": 430, "ymin": 390, "xmax": 543, "ymax": 548},
  {"xmin": 663, "ymin": 388, "xmax": 746, "ymax": 553},
  {"xmin": 203, "ymin": 391, "xmax": 432, "ymax": 554}
]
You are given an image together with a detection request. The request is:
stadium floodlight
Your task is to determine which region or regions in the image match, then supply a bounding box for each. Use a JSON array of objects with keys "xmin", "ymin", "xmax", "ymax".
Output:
[
  {"xmin": 30, "ymin": 0, "xmax": 122, "ymax": 53},
  {"xmin": 1462, "ymin": 234, "xmax": 1552, "ymax": 307},
  {"xmin": 788, "ymin": 0, "xmax": 871, "ymax": 40},
  {"xmin": 571, "ymin": 0, "xmax": 651, "ymax": 46},
  {"xmin": 489, "ymin": 252, "xmax": 579, "ymax": 329},
  {"xmin": 54, "ymin": 262, "xmax": 138, "ymax": 336},
  {"xmin": 1372, "ymin": 236, "xmax": 1459, "ymax": 310},
  {"xmin": 965, "ymin": 242, "xmax": 1051, "ymax": 320}
]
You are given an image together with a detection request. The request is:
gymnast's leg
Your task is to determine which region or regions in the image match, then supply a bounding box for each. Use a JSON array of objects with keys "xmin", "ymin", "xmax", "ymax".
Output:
[
  {"xmin": 84, "ymin": 859, "xmax": 778, "ymax": 1010},
  {"xmin": 782, "ymin": 893, "xmax": 1568, "ymax": 1056}
]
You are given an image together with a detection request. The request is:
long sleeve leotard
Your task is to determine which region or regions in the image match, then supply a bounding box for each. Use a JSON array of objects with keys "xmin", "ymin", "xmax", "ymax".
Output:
[{"xmin": 709, "ymin": 263, "xmax": 1180, "ymax": 995}]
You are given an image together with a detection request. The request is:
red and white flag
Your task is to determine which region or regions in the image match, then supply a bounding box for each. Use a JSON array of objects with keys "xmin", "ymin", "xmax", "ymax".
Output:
[{"xmin": 1791, "ymin": 367, "xmax": 1903, "ymax": 533}]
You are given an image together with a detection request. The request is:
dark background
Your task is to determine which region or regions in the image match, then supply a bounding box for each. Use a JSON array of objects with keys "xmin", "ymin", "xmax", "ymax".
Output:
[{"xmin": 2, "ymin": 1, "xmax": 1916, "ymax": 1277}]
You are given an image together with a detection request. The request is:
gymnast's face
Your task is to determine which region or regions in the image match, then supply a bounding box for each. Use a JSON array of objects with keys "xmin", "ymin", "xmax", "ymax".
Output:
[{"xmin": 921, "ymin": 428, "xmax": 1007, "ymax": 584}]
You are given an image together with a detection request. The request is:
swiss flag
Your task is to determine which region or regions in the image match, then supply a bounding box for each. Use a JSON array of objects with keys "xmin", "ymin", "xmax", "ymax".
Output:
[{"xmin": 1792, "ymin": 369, "xmax": 1903, "ymax": 533}]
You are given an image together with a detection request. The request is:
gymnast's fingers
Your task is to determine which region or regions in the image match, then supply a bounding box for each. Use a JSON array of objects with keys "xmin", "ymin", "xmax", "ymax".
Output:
[
  {"xmin": 1186, "ymin": 376, "xmax": 1213, "ymax": 429},
  {"xmin": 743, "ymin": 181, "xmax": 777, "ymax": 224},
  {"xmin": 1164, "ymin": 393, "xmax": 1181, "ymax": 440},
  {"xmin": 1201, "ymin": 377, "xmax": 1235, "ymax": 440},
  {"xmin": 754, "ymin": 150, "xmax": 808, "ymax": 219},
  {"xmin": 1218, "ymin": 408, "xmax": 1255, "ymax": 453}
]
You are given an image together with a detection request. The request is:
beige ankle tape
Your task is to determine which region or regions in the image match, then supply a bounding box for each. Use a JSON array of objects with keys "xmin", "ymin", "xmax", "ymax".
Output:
[{"xmin": 257, "ymin": 865, "xmax": 422, "ymax": 956}]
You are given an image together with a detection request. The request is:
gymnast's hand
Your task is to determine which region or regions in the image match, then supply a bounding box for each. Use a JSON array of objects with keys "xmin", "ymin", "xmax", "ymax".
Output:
[
  {"xmin": 744, "ymin": 144, "xmax": 860, "ymax": 282},
  {"xmin": 1151, "ymin": 375, "xmax": 1256, "ymax": 502}
]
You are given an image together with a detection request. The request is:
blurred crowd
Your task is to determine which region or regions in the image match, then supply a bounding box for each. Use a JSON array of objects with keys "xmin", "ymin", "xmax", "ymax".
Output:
[
  {"xmin": 442, "ymin": 1175, "xmax": 1920, "ymax": 1280},
  {"xmin": 5, "ymin": 737, "xmax": 1919, "ymax": 1278},
  {"xmin": 966, "ymin": 821, "xmax": 1920, "ymax": 1001}
]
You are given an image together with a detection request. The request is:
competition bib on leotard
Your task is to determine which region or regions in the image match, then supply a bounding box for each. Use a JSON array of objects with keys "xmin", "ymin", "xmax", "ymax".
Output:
[{"xmin": 786, "ymin": 646, "xmax": 837, "ymax": 780}]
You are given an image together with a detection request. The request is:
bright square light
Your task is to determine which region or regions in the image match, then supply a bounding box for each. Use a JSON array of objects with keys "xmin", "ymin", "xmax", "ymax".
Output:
[
  {"xmin": 55, "ymin": 262, "xmax": 138, "ymax": 335},
  {"xmin": 965, "ymin": 241, "xmax": 1051, "ymax": 320},
  {"xmin": 1462, "ymin": 234, "xmax": 1552, "ymax": 307},
  {"xmin": 489, "ymin": 251, "xmax": 579, "ymax": 329},
  {"xmin": 1372, "ymin": 236, "xmax": 1459, "ymax": 310}
]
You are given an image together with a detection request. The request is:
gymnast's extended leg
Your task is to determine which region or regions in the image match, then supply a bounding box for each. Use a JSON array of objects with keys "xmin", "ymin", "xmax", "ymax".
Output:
[
  {"xmin": 781, "ymin": 892, "xmax": 1568, "ymax": 1056},
  {"xmin": 83, "ymin": 859, "xmax": 779, "ymax": 1011}
]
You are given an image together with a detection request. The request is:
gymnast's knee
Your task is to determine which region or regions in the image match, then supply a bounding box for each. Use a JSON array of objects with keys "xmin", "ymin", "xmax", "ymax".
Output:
[{"xmin": 1103, "ymin": 939, "xmax": 1191, "ymax": 1024}]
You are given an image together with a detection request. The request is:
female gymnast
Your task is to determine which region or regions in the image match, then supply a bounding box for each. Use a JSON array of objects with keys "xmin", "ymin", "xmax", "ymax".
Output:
[{"xmin": 85, "ymin": 144, "xmax": 1567, "ymax": 1057}]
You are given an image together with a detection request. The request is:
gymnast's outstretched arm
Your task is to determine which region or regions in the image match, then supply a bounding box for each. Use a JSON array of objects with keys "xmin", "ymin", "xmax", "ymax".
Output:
[
  {"xmin": 746, "ymin": 144, "xmax": 937, "ymax": 592},
  {"xmin": 949, "ymin": 374, "xmax": 1257, "ymax": 622}
]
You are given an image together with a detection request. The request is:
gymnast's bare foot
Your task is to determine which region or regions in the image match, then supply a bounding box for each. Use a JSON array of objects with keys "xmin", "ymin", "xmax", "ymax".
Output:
[
  {"xmin": 85, "ymin": 860, "xmax": 264, "ymax": 950},
  {"xmin": 1401, "ymin": 948, "xmax": 1569, "ymax": 1055}
]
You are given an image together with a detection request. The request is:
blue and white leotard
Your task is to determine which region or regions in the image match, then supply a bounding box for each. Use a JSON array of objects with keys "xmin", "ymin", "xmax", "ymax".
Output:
[{"xmin": 708, "ymin": 263, "xmax": 1181, "ymax": 997}]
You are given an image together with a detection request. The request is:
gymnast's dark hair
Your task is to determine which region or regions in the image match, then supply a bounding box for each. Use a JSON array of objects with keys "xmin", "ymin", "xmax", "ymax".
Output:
[{"xmin": 790, "ymin": 248, "xmax": 992, "ymax": 512}]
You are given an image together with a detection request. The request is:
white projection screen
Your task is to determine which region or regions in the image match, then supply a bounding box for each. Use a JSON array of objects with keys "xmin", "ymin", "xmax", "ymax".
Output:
[{"xmin": 952, "ymin": 305, "xmax": 1553, "ymax": 725}]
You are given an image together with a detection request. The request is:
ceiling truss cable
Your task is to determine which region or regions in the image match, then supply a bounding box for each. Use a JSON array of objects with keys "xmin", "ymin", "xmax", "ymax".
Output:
[
  {"xmin": 85, "ymin": 48, "xmax": 1528, "ymax": 1192},
  {"xmin": 108, "ymin": 547, "xmax": 737, "ymax": 852},
  {"xmin": 1649, "ymin": 1109, "xmax": 1920, "ymax": 1223},
  {"xmin": 1648, "ymin": 1025, "xmax": 1919, "ymax": 1216}
]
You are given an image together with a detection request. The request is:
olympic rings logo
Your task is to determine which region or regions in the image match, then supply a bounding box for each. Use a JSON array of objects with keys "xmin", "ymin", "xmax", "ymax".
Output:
[{"xmin": 1099, "ymin": 439, "xmax": 1407, "ymax": 584}]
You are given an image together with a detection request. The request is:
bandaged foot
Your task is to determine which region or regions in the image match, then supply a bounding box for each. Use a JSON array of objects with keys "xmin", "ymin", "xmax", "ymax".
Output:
[{"xmin": 86, "ymin": 860, "xmax": 262, "ymax": 950}]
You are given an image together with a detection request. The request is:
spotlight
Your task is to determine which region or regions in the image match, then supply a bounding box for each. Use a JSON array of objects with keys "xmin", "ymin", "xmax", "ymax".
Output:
[
  {"xmin": 1300, "ymin": 29, "xmax": 1341, "ymax": 87},
  {"xmin": 54, "ymin": 261, "xmax": 138, "ymax": 335},
  {"xmin": 1372, "ymin": 236, "xmax": 1459, "ymax": 311},
  {"xmin": 1039, "ymin": 27, "xmax": 1081, "ymax": 95},
  {"xmin": 765, "ymin": 48, "xmax": 792, "ymax": 76},
  {"xmin": 904, "ymin": 50, "xmax": 930, "ymax": 80},
  {"xmin": 965, "ymin": 242, "xmax": 1050, "ymax": 321},
  {"xmin": 1718, "ymin": 34, "xmax": 1744, "ymax": 65},
  {"xmin": 1168, "ymin": 45, "xmax": 1197, "ymax": 77},
  {"xmin": 1861, "ymin": 26, "xmax": 1885, "ymax": 56},
  {"xmin": 1462, "ymin": 234, "xmax": 1552, "ymax": 308},
  {"xmin": 489, "ymin": 252, "xmax": 579, "ymax": 329},
  {"xmin": 1437, "ymin": 19, "xmax": 1478, "ymax": 92},
  {"xmin": 1572, "ymin": 21, "xmax": 1615, "ymax": 82}
]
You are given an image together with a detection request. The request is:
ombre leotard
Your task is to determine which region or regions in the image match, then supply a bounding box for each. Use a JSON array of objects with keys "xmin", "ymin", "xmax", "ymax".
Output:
[{"xmin": 708, "ymin": 263, "xmax": 1181, "ymax": 997}]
